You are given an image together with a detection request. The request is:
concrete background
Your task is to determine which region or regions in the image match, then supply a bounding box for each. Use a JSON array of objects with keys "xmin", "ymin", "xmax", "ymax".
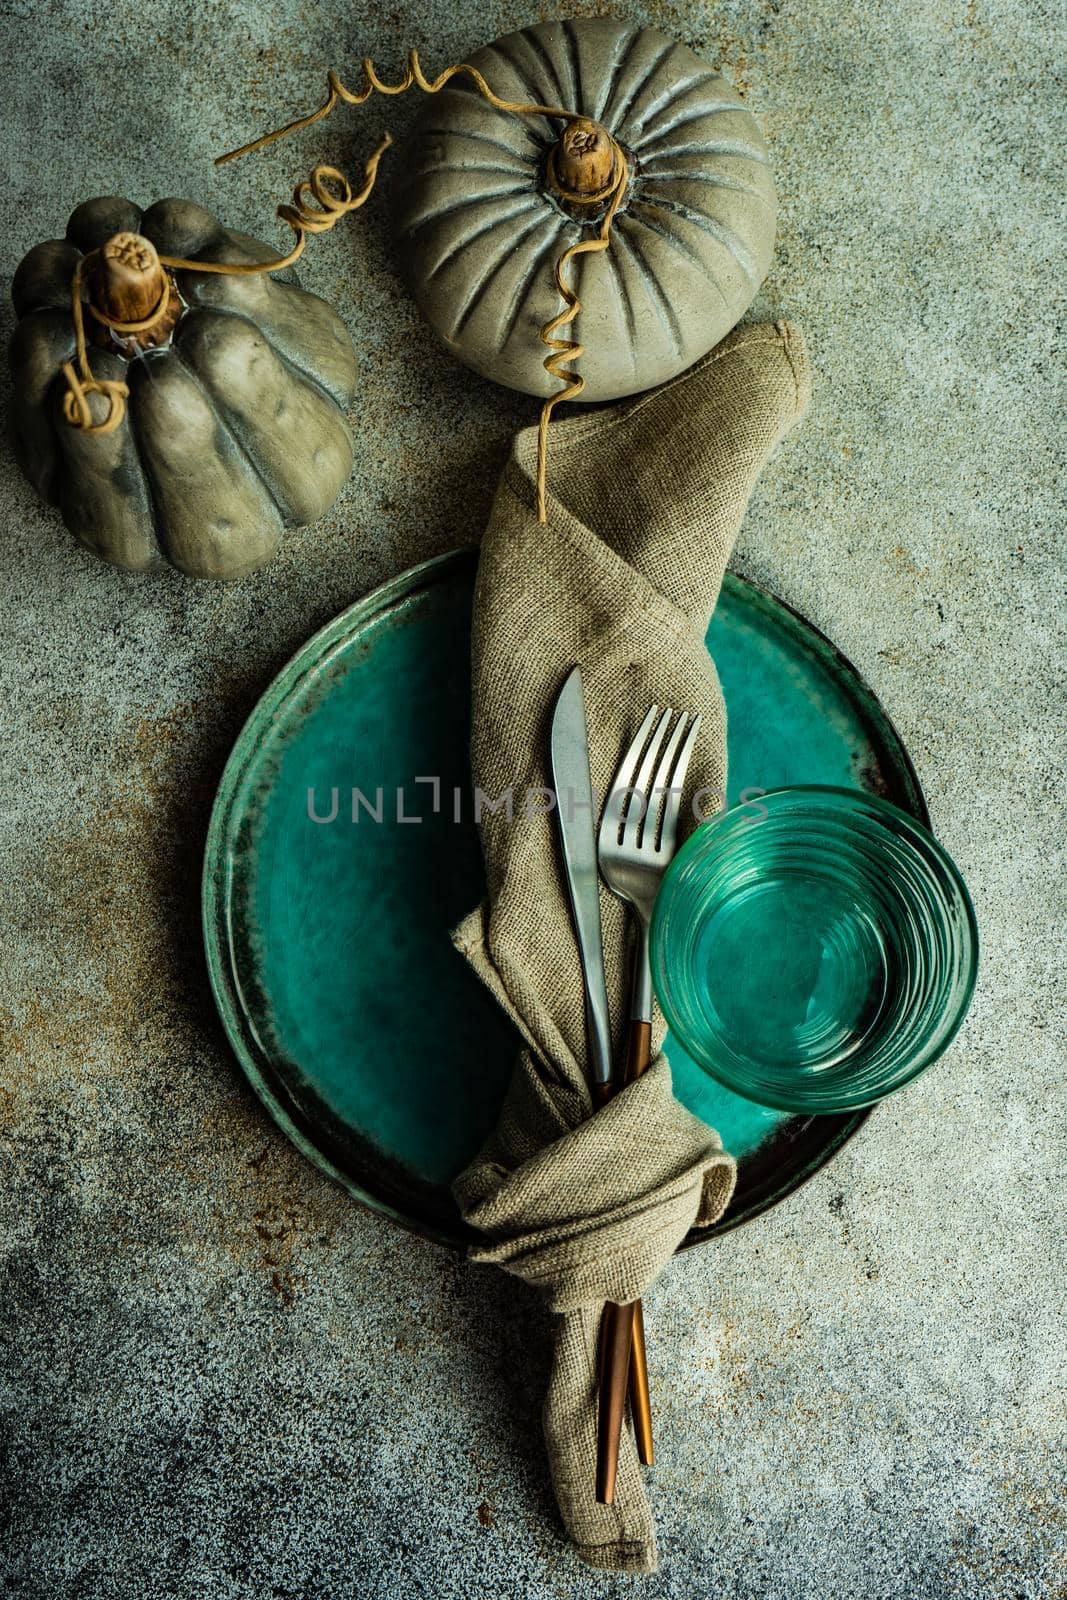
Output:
[{"xmin": 1, "ymin": 1, "xmax": 1063, "ymax": 1596}]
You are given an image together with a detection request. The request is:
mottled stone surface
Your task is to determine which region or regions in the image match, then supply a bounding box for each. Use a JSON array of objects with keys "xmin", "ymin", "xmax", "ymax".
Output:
[{"xmin": 0, "ymin": 3, "xmax": 1062, "ymax": 1597}]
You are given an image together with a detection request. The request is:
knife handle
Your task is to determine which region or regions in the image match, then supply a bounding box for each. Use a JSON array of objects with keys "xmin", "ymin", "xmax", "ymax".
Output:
[
  {"xmin": 596, "ymin": 1299, "xmax": 634, "ymax": 1503},
  {"xmin": 593, "ymin": 1018, "xmax": 656, "ymax": 1500}
]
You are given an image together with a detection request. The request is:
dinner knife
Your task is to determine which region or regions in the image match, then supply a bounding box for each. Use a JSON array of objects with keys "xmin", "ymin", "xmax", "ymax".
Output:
[
  {"xmin": 552, "ymin": 669, "xmax": 642, "ymax": 1502},
  {"xmin": 550, "ymin": 667, "xmax": 613, "ymax": 1096}
]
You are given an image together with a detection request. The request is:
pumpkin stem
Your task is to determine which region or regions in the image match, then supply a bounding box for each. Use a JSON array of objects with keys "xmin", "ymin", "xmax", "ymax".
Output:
[
  {"xmin": 86, "ymin": 232, "xmax": 182, "ymax": 354},
  {"xmin": 549, "ymin": 119, "xmax": 618, "ymax": 205}
]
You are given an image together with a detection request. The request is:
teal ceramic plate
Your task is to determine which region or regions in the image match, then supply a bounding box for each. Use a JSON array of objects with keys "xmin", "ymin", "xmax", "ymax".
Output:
[{"xmin": 203, "ymin": 551, "xmax": 927, "ymax": 1248}]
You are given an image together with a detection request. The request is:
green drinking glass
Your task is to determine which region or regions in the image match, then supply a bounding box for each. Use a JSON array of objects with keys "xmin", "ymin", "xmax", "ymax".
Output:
[{"xmin": 650, "ymin": 786, "xmax": 978, "ymax": 1113}]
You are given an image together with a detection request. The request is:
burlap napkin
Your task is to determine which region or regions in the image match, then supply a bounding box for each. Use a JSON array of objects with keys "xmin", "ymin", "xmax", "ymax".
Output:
[{"xmin": 452, "ymin": 322, "xmax": 812, "ymax": 1571}]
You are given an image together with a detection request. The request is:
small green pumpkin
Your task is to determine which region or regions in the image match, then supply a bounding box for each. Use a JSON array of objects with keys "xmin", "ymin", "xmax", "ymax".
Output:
[
  {"xmin": 393, "ymin": 20, "xmax": 777, "ymax": 403},
  {"xmin": 9, "ymin": 196, "xmax": 358, "ymax": 579}
]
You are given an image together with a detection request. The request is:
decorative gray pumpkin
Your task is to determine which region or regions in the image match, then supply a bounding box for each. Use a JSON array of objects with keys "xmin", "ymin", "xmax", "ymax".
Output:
[
  {"xmin": 9, "ymin": 196, "xmax": 358, "ymax": 579},
  {"xmin": 393, "ymin": 20, "xmax": 777, "ymax": 404}
]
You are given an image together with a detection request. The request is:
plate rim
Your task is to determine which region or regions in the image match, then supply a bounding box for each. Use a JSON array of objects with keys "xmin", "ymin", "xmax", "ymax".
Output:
[{"xmin": 202, "ymin": 548, "xmax": 930, "ymax": 1252}]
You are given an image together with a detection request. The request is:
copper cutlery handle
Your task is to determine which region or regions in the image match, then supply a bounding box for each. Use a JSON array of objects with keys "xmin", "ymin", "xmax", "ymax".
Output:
[
  {"xmin": 629, "ymin": 1301, "xmax": 653, "ymax": 1466},
  {"xmin": 594, "ymin": 1018, "xmax": 655, "ymax": 1502},
  {"xmin": 620, "ymin": 1019, "xmax": 654, "ymax": 1467},
  {"xmin": 596, "ymin": 1299, "xmax": 635, "ymax": 1502},
  {"xmin": 624, "ymin": 1017, "xmax": 652, "ymax": 1088}
]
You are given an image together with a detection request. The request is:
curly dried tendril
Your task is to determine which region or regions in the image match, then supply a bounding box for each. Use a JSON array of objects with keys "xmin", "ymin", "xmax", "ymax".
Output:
[
  {"xmin": 215, "ymin": 50, "xmax": 629, "ymax": 524},
  {"xmin": 62, "ymin": 137, "xmax": 391, "ymax": 439},
  {"xmin": 61, "ymin": 256, "xmax": 132, "ymax": 436},
  {"xmin": 68, "ymin": 49, "xmax": 627, "ymax": 523},
  {"xmin": 537, "ymin": 147, "xmax": 628, "ymax": 522},
  {"xmin": 214, "ymin": 51, "xmax": 584, "ymax": 165}
]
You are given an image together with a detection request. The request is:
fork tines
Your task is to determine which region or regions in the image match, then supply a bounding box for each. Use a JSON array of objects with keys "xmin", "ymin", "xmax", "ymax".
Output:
[{"xmin": 603, "ymin": 705, "xmax": 702, "ymax": 856}]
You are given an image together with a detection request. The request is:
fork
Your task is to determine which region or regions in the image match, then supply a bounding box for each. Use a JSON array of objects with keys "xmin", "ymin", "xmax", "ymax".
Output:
[{"xmin": 594, "ymin": 704, "xmax": 702, "ymax": 1504}]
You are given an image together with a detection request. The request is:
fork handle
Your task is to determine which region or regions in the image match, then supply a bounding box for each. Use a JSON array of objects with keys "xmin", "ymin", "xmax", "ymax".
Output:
[
  {"xmin": 629, "ymin": 1301, "xmax": 653, "ymax": 1466},
  {"xmin": 590, "ymin": 1022, "xmax": 652, "ymax": 1107},
  {"xmin": 624, "ymin": 1018, "xmax": 652, "ymax": 1083},
  {"xmin": 631, "ymin": 920, "xmax": 654, "ymax": 1024},
  {"xmin": 621, "ymin": 1017, "xmax": 654, "ymax": 1467}
]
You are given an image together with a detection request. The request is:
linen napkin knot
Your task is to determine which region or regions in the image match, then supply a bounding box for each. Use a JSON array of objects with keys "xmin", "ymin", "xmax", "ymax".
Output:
[{"xmin": 452, "ymin": 322, "xmax": 812, "ymax": 1571}]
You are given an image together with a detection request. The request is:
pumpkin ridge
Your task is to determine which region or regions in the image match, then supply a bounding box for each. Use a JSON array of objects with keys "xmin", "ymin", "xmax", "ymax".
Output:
[
  {"xmin": 258, "ymin": 278, "xmax": 358, "ymax": 407},
  {"xmin": 498, "ymin": 239, "xmax": 569, "ymax": 354},
  {"xmin": 638, "ymin": 148, "xmax": 775, "ymax": 191},
  {"xmin": 614, "ymin": 39, "xmax": 691, "ymax": 134},
  {"xmin": 396, "ymin": 160, "xmax": 535, "ymax": 190},
  {"xmin": 175, "ymin": 258, "xmax": 356, "ymax": 410},
  {"xmin": 605, "ymin": 36, "xmax": 676, "ymax": 134},
  {"xmin": 504, "ymin": 25, "xmax": 570, "ymax": 113},
  {"xmin": 625, "ymin": 72, "xmax": 726, "ymax": 143},
  {"xmin": 640, "ymin": 169, "xmax": 773, "ymax": 205},
  {"xmin": 139, "ymin": 199, "xmax": 227, "ymax": 265},
  {"xmin": 165, "ymin": 331, "xmax": 280, "ymax": 512},
  {"xmin": 65, "ymin": 196, "xmax": 144, "ymax": 255},
  {"xmin": 254, "ymin": 299, "xmax": 355, "ymax": 410},
  {"xmin": 589, "ymin": 28, "xmax": 639, "ymax": 124},
  {"xmin": 11, "ymin": 240, "xmax": 84, "ymax": 320},
  {"xmin": 530, "ymin": 22, "xmax": 575, "ymax": 112},
  {"xmin": 467, "ymin": 41, "xmax": 557, "ymax": 138},
  {"xmin": 634, "ymin": 118, "xmax": 770, "ymax": 162},
  {"xmin": 117, "ymin": 375, "xmax": 167, "ymax": 568},
  {"xmin": 640, "ymin": 98, "xmax": 758, "ymax": 132},
  {"xmin": 597, "ymin": 29, "xmax": 658, "ymax": 131},
  {"xmin": 130, "ymin": 440, "xmax": 164, "ymax": 567},
  {"xmin": 632, "ymin": 92, "xmax": 748, "ymax": 135},
  {"xmin": 606, "ymin": 225, "xmax": 685, "ymax": 356},
  {"xmin": 600, "ymin": 245, "xmax": 640, "ymax": 379},
  {"xmin": 132, "ymin": 337, "xmax": 283, "ymax": 575},
  {"xmin": 55, "ymin": 344, "xmax": 159, "ymax": 570},
  {"xmin": 449, "ymin": 211, "xmax": 564, "ymax": 339},
  {"xmin": 414, "ymin": 124, "xmax": 541, "ymax": 165},
  {"xmin": 635, "ymin": 192, "xmax": 762, "ymax": 285},
  {"xmin": 413, "ymin": 197, "xmax": 545, "ymax": 283},
  {"xmin": 400, "ymin": 187, "xmax": 541, "ymax": 242},
  {"xmin": 639, "ymin": 168, "xmax": 771, "ymax": 208},
  {"xmin": 8, "ymin": 308, "xmax": 78, "ymax": 503},
  {"xmin": 560, "ymin": 21, "xmax": 586, "ymax": 120},
  {"xmin": 487, "ymin": 215, "xmax": 572, "ymax": 350},
  {"xmin": 177, "ymin": 311, "xmax": 353, "ymax": 526},
  {"xmin": 175, "ymin": 302, "xmax": 346, "ymax": 429},
  {"xmin": 619, "ymin": 207, "xmax": 730, "ymax": 307}
]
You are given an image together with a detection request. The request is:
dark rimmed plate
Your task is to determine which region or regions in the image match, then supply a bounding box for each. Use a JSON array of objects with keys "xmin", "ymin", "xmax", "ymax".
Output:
[{"xmin": 203, "ymin": 550, "xmax": 927, "ymax": 1248}]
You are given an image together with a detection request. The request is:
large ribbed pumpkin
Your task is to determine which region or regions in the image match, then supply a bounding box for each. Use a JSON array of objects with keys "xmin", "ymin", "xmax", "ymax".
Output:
[
  {"xmin": 9, "ymin": 196, "xmax": 357, "ymax": 579},
  {"xmin": 393, "ymin": 20, "xmax": 777, "ymax": 403}
]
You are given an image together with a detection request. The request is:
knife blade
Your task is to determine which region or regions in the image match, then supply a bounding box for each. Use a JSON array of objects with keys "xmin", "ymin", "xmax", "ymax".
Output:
[{"xmin": 550, "ymin": 666, "xmax": 612, "ymax": 1088}]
